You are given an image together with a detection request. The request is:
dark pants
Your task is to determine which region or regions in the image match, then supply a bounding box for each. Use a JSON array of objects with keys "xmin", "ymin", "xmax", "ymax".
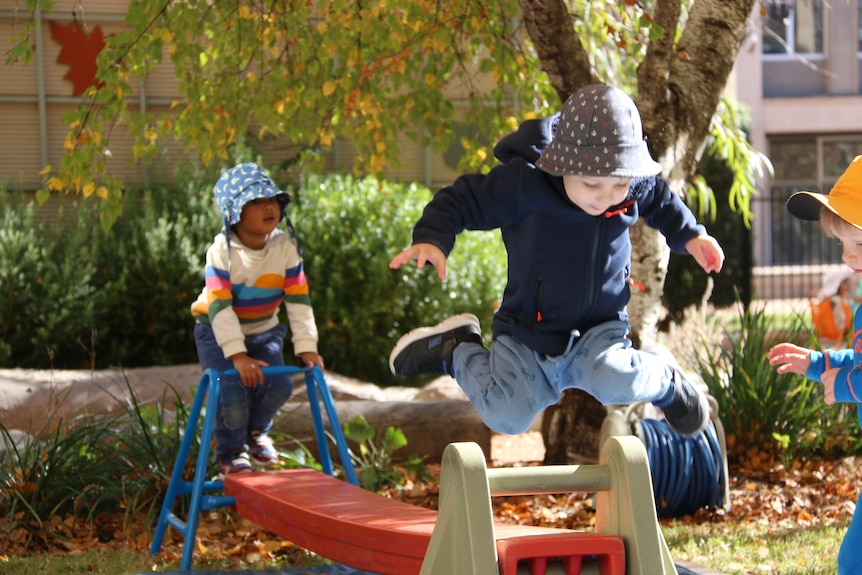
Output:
[{"xmin": 194, "ymin": 323, "xmax": 294, "ymax": 462}]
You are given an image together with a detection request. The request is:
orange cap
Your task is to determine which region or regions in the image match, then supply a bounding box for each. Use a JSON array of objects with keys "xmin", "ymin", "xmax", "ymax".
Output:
[{"xmin": 787, "ymin": 155, "xmax": 862, "ymax": 229}]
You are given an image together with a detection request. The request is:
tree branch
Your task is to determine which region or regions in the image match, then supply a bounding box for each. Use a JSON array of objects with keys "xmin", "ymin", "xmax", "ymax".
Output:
[
  {"xmin": 637, "ymin": 0, "xmax": 681, "ymax": 138},
  {"xmin": 517, "ymin": 0, "xmax": 596, "ymax": 101}
]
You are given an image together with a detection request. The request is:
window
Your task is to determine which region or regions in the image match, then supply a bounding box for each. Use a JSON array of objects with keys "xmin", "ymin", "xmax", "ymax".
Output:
[
  {"xmin": 767, "ymin": 137, "xmax": 862, "ymax": 266},
  {"xmin": 762, "ymin": 0, "xmax": 824, "ymax": 55}
]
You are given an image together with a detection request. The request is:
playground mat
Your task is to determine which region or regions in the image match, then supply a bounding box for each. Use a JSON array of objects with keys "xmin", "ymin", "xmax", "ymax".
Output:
[{"xmin": 151, "ymin": 561, "xmax": 712, "ymax": 575}]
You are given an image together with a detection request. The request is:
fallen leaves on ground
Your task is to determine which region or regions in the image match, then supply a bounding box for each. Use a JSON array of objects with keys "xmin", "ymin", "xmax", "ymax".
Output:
[{"xmin": 2, "ymin": 456, "xmax": 859, "ymax": 570}]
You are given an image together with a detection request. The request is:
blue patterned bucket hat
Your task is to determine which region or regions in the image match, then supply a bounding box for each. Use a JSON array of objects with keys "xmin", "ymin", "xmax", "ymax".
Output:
[
  {"xmin": 213, "ymin": 162, "xmax": 290, "ymax": 231},
  {"xmin": 536, "ymin": 84, "xmax": 662, "ymax": 178}
]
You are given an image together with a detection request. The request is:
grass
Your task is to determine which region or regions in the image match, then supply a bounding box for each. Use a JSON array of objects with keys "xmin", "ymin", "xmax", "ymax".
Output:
[
  {"xmin": 0, "ymin": 548, "xmax": 156, "ymax": 575},
  {"xmin": 0, "ymin": 520, "xmax": 847, "ymax": 574},
  {"xmin": 664, "ymin": 519, "xmax": 846, "ymax": 574}
]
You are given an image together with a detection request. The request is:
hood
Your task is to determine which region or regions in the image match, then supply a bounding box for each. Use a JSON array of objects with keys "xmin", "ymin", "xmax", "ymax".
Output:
[{"xmin": 493, "ymin": 113, "xmax": 560, "ymax": 164}]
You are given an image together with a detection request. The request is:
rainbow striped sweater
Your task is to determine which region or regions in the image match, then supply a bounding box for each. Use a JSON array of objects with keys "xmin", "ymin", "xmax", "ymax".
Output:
[{"xmin": 191, "ymin": 228, "xmax": 318, "ymax": 359}]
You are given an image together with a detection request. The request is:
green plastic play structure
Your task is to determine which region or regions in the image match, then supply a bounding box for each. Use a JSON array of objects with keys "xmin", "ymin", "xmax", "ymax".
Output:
[{"xmin": 420, "ymin": 436, "xmax": 677, "ymax": 575}]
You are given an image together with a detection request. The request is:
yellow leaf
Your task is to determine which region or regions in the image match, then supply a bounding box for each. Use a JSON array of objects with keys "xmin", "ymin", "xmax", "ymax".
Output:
[
  {"xmin": 322, "ymin": 81, "xmax": 336, "ymax": 97},
  {"xmin": 238, "ymin": 5, "xmax": 252, "ymax": 19},
  {"xmin": 316, "ymin": 21, "xmax": 327, "ymax": 34},
  {"xmin": 47, "ymin": 177, "xmax": 63, "ymax": 192},
  {"xmin": 160, "ymin": 30, "xmax": 174, "ymax": 43},
  {"xmin": 375, "ymin": 141, "xmax": 386, "ymax": 153},
  {"xmin": 247, "ymin": 71, "xmax": 257, "ymax": 82},
  {"xmin": 319, "ymin": 133, "xmax": 333, "ymax": 146},
  {"xmin": 39, "ymin": 165, "xmax": 52, "ymax": 175},
  {"xmin": 476, "ymin": 148, "xmax": 487, "ymax": 162},
  {"xmin": 82, "ymin": 181, "xmax": 96, "ymax": 198},
  {"xmin": 96, "ymin": 186, "xmax": 109, "ymax": 200},
  {"xmin": 144, "ymin": 129, "xmax": 157, "ymax": 143},
  {"xmin": 200, "ymin": 52, "xmax": 209, "ymax": 66},
  {"xmin": 424, "ymin": 73, "xmax": 436, "ymax": 86}
]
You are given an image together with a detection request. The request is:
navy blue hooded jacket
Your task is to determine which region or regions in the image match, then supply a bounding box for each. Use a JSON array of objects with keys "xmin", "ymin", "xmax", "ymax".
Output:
[{"xmin": 412, "ymin": 115, "xmax": 706, "ymax": 357}]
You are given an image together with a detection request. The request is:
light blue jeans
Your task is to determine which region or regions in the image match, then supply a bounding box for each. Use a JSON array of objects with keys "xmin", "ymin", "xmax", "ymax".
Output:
[
  {"xmin": 453, "ymin": 319, "xmax": 677, "ymax": 435},
  {"xmin": 194, "ymin": 323, "xmax": 294, "ymax": 462}
]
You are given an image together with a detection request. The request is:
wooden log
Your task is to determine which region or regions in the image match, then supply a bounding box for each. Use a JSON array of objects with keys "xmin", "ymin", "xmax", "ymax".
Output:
[{"xmin": 273, "ymin": 400, "xmax": 491, "ymax": 464}]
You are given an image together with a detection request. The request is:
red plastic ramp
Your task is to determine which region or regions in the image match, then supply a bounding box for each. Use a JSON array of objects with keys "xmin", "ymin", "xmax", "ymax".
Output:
[
  {"xmin": 225, "ymin": 469, "xmax": 436, "ymax": 574},
  {"xmin": 225, "ymin": 469, "xmax": 589, "ymax": 575}
]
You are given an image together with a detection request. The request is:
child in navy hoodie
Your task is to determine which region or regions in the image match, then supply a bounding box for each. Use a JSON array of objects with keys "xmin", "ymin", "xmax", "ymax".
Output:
[{"xmin": 389, "ymin": 84, "xmax": 724, "ymax": 437}]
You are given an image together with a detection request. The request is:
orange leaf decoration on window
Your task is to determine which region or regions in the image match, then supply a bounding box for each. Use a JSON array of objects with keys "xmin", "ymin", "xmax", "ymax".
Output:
[{"xmin": 48, "ymin": 21, "xmax": 106, "ymax": 95}]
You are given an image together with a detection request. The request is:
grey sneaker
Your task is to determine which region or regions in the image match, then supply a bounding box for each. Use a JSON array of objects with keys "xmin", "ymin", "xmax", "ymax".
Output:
[
  {"xmin": 657, "ymin": 369, "xmax": 710, "ymax": 437},
  {"xmin": 389, "ymin": 314, "xmax": 483, "ymax": 376}
]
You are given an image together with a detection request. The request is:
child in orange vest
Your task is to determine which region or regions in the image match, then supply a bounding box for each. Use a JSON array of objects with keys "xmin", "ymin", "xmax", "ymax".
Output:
[{"xmin": 809, "ymin": 272, "xmax": 854, "ymax": 348}]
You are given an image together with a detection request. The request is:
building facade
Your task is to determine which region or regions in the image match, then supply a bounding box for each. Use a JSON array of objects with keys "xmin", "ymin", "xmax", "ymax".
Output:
[{"xmin": 734, "ymin": 0, "xmax": 862, "ymax": 299}]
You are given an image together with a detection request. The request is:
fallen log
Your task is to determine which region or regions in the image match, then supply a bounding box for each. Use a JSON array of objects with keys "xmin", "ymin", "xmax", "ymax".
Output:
[{"xmin": 274, "ymin": 400, "xmax": 491, "ymax": 464}]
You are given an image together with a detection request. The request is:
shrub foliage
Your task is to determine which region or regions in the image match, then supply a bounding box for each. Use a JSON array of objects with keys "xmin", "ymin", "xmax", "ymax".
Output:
[{"xmin": 0, "ymin": 175, "xmax": 507, "ymax": 386}]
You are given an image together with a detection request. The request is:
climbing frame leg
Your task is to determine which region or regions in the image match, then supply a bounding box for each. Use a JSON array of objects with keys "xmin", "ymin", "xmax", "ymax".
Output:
[
  {"xmin": 149, "ymin": 368, "xmax": 233, "ymax": 570},
  {"xmin": 149, "ymin": 365, "xmax": 357, "ymax": 571},
  {"xmin": 594, "ymin": 436, "xmax": 677, "ymax": 575}
]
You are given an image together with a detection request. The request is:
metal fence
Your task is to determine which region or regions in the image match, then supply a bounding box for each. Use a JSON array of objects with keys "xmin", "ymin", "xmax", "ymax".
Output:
[{"xmin": 748, "ymin": 192, "xmax": 853, "ymax": 304}]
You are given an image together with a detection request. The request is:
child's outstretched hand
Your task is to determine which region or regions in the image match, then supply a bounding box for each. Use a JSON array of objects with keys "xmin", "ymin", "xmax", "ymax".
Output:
[
  {"xmin": 686, "ymin": 235, "xmax": 725, "ymax": 274},
  {"xmin": 389, "ymin": 242, "xmax": 447, "ymax": 280},
  {"xmin": 766, "ymin": 343, "xmax": 811, "ymax": 376}
]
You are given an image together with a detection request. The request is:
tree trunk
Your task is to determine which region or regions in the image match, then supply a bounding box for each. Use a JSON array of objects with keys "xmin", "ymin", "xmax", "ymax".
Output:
[{"xmin": 541, "ymin": 389, "xmax": 606, "ymax": 465}]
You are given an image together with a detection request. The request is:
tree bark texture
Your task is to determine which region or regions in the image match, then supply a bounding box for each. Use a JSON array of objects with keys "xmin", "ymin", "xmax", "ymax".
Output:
[{"xmin": 523, "ymin": 0, "xmax": 757, "ymax": 464}]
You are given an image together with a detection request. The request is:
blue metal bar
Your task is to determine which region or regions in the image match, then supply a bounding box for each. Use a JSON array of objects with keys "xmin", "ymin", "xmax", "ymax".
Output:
[
  {"xmin": 150, "ymin": 365, "xmax": 358, "ymax": 570},
  {"xmin": 309, "ymin": 366, "xmax": 359, "ymax": 486}
]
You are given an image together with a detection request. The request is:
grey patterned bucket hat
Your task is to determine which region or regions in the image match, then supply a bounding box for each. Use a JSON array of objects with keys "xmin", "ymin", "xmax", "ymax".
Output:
[
  {"xmin": 214, "ymin": 162, "xmax": 290, "ymax": 230},
  {"xmin": 536, "ymin": 84, "xmax": 662, "ymax": 178}
]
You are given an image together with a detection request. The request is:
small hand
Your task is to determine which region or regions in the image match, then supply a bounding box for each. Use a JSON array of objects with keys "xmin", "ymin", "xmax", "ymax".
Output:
[
  {"xmin": 821, "ymin": 368, "xmax": 839, "ymax": 405},
  {"xmin": 686, "ymin": 235, "xmax": 725, "ymax": 274},
  {"xmin": 389, "ymin": 243, "xmax": 448, "ymax": 280},
  {"xmin": 766, "ymin": 343, "xmax": 811, "ymax": 376},
  {"xmin": 299, "ymin": 351, "xmax": 325, "ymax": 370},
  {"xmin": 231, "ymin": 353, "xmax": 268, "ymax": 387}
]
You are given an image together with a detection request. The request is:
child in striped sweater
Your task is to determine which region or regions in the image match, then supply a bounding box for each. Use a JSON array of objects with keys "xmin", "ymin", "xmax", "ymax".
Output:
[{"xmin": 191, "ymin": 162, "xmax": 324, "ymax": 478}]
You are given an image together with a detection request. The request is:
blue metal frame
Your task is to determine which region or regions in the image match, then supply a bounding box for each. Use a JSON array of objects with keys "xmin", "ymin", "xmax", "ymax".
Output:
[{"xmin": 149, "ymin": 365, "xmax": 358, "ymax": 570}]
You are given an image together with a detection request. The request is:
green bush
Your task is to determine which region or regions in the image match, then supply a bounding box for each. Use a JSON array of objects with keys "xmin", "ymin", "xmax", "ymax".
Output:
[
  {"xmin": 291, "ymin": 174, "xmax": 506, "ymax": 386},
  {"xmin": 0, "ymin": 184, "xmax": 217, "ymax": 369},
  {"xmin": 92, "ymin": 187, "xmax": 217, "ymax": 367},
  {"xmin": 0, "ymin": 174, "xmax": 507, "ymax": 387},
  {"xmin": 695, "ymin": 303, "xmax": 862, "ymax": 465},
  {"xmin": 0, "ymin": 193, "xmax": 101, "ymax": 368}
]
